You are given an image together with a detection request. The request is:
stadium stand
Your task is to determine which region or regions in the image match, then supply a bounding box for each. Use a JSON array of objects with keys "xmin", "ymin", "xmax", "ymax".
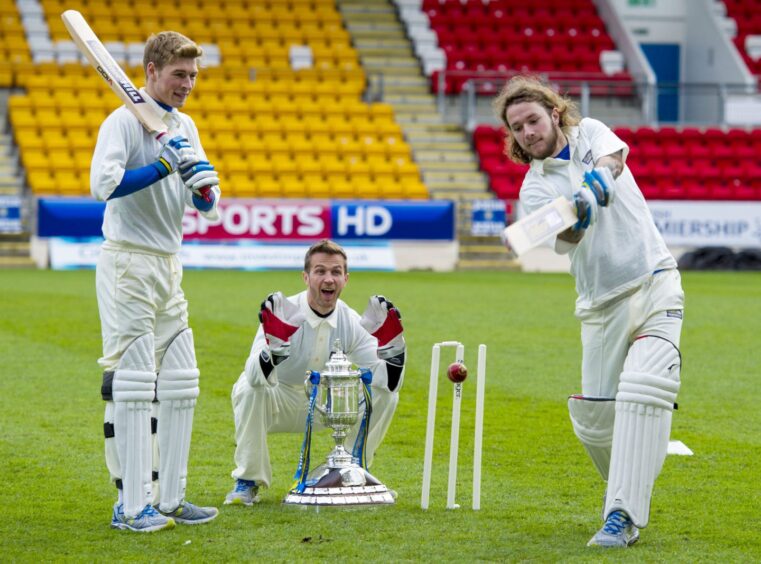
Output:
[
  {"xmin": 724, "ymin": 0, "xmax": 761, "ymax": 80},
  {"xmin": 7, "ymin": 0, "xmax": 426, "ymax": 199},
  {"xmin": 473, "ymin": 124, "xmax": 761, "ymax": 201},
  {"xmin": 422, "ymin": 0, "xmax": 632, "ymax": 94}
]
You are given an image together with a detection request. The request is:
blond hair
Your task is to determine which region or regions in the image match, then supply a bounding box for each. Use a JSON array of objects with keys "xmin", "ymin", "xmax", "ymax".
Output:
[
  {"xmin": 143, "ymin": 31, "xmax": 203, "ymax": 71},
  {"xmin": 492, "ymin": 75, "xmax": 580, "ymax": 164},
  {"xmin": 304, "ymin": 239, "xmax": 348, "ymax": 272}
]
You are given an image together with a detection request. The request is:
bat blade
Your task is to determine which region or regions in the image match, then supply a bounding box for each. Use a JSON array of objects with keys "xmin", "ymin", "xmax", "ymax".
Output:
[
  {"xmin": 503, "ymin": 196, "xmax": 578, "ymax": 256},
  {"xmin": 61, "ymin": 9, "xmax": 167, "ymax": 136}
]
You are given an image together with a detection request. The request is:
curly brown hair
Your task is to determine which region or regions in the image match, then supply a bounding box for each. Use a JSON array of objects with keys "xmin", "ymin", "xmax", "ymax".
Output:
[
  {"xmin": 143, "ymin": 31, "xmax": 203, "ymax": 71},
  {"xmin": 492, "ymin": 75, "xmax": 580, "ymax": 164}
]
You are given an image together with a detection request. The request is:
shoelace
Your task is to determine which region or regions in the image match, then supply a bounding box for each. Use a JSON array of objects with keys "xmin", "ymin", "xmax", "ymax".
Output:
[
  {"xmin": 236, "ymin": 480, "xmax": 256, "ymax": 492},
  {"xmin": 140, "ymin": 505, "xmax": 161, "ymax": 517},
  {"xmin": 602, "ymin": 511, "xmax": 631, "ymax": 535}
]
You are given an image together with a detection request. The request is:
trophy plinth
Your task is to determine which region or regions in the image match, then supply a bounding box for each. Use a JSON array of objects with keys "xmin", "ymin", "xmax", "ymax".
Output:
[{"xmin": 283, "ymin": 340, "xmax": 395, "ymax": 507}]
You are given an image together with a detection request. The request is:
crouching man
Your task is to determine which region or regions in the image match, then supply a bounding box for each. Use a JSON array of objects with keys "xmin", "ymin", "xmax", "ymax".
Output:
[{"xmin": 224, "ymin": 239, "xmax": 406, "ymax": 504}]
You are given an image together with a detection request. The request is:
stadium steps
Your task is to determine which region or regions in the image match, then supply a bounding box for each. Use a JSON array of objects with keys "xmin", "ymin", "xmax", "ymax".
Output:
[
  {"xmin": 0, "ymin": 233, "xmax": 35, "ymax": 268},
  {"xmin": 339, "ymin": 0, "xmax": 501, "ymax": 269}
]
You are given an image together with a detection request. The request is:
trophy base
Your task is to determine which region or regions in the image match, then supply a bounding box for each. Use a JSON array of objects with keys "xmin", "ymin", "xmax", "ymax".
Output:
[{"xmin": 283, "ymin": 466, "xmax": 395, "ymax": 507}]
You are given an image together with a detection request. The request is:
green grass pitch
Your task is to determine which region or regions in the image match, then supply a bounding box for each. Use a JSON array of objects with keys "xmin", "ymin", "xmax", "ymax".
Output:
[{"xmin": 1, "ymin": 269, "xmax": 759, "ymax": 561}]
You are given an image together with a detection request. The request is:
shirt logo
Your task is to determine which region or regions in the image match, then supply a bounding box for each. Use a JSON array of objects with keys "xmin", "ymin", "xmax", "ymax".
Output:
[
  {"xmin": 582, "ymin": 150, "xmax": 593, "ymax": 165},
  {"xmin": 666, "ymin": 310, "xmax": 683, "ymax": 319}
]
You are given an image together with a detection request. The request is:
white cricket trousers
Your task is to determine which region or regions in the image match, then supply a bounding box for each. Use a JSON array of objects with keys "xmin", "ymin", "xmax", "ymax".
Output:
[
  {"xmin": 230, "ymin": 375, "xmax": 399, "ymax": 488},
  {"xmin": 96, "ymin": 246, "xmax": 189, "ymax": 371},
  {"xmin": 577, "ymin": 268, "xmax": 684, "ymax": 397},
  {"xmin": 96, "ymin": 246, "xmax": 189, "ymax": 484}
]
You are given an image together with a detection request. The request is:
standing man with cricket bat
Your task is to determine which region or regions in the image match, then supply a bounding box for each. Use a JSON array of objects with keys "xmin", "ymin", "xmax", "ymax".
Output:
[
  {"xmin": 493, "ymin": 76, "xmax": 684, "ymax": 548},
  {"xmin": 92, "ymin": 31, "xmax": 220, "ymax": 532}
]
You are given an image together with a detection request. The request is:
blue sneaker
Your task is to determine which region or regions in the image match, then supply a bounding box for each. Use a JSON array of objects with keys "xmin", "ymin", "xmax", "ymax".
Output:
[
  {"xmin": 224, "ymin": 479, "xmax": 260, "ymax": 506},
  {"xmin": 111, "ymin": 503, "xmax": 175, "ymax": 532},
  {"xmin": 587, "ymin": 510, "xmax": 640, "ymax": 547},
  {"xmin": 158, "ymin": 500, "xmax": 219, "ymax": 525}
]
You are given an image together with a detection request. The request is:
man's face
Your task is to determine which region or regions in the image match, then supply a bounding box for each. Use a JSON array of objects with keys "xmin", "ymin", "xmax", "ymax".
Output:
[
  {"xmin": 145, "ymin": 58, "xmax": 197, "ymax": 109},
  {"xmin": 302, "ymin": 252, "xmax": 348, "ymax": 314},
  {"xmin": 505, "ymin": 101, "xmax": 565, "ymax": 160}
]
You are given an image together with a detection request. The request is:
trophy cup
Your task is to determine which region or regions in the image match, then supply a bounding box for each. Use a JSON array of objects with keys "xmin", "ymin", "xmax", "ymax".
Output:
[{"xmin": 283, "ymin": 339, "xmax": 395, "ymax": 507}]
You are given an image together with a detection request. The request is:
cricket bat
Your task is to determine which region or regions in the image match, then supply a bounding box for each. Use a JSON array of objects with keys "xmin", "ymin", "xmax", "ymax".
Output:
[
  {"xmin": 502, "ymin": 197, "xmax": 578, "ymax": 256},
  {"xmin": 61, "ymin": 10, "xmax": 211, "ymax": 201}
]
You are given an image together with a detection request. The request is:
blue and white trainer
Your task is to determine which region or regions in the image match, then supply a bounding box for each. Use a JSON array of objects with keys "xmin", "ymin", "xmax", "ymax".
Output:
[
  {"xmin": 158, "ymin": 500, "xmax": 219, "ymax": 525},
  {"xmin": 224, "ymin": 479, "xmax": 260, "ymax": 506},
  {"xmin": 111, "ymin": 503, "xmax": 175, "ymax": 532},
  {"xmin": 587, "ymin": 510, "xmax": 640, "ymax": 547}
]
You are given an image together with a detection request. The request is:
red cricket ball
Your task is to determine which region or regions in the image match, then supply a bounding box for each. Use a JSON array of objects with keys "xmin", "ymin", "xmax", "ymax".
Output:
[{"xmin": 447, "ymin": 362, "xmax": 468, "ymax": 383}]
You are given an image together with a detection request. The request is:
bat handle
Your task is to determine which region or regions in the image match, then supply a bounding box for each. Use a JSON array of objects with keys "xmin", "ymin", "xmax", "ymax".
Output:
[{"xmin": 199, "ymin": 186, "xmax": 212, "ymax": 203}]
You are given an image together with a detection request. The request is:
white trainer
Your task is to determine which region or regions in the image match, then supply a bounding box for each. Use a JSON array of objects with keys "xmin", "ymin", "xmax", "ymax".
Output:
[
  {"xmin": 587, "ymin": 510, "xmax": 640, "ymax": 547},
  {"xmin": 224, "ymin": 479, "xmax": 260, "ymax": 506}
]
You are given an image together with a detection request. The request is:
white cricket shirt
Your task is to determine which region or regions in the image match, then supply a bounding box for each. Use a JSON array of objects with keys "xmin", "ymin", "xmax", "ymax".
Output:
[
  {"xmin": 90, "ymin": 88, "xmax": 219, "ymax": 254},
  {"xmin": 519, "ymin": 118, "xmax": 676, "ymax": 311},
  {"xmin": 243, "ymin": 291, "xmax": 397, "ymax": 391}
]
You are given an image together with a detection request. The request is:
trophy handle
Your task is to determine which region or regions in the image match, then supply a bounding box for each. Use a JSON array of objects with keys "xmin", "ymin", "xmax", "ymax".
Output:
[{"xmin": 305, "ymin": 370, "xmax": 327, "ymax": 414}]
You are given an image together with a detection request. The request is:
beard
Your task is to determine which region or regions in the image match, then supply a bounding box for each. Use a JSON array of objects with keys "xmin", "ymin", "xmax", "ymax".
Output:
[{"xmin": 527, "ymin": 124, "xmax": 564, "ymax": 160}]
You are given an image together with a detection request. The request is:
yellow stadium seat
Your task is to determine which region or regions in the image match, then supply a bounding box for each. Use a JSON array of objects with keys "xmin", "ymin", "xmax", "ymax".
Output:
[
  {"xmin": 55, "ymin": 171, "xmax": 86, "ymax": 195},
  {"xmin": 20, "ymin": 151, "xmax": 48, "ymax": 172},
  {"xmin": 48, "ymin": 149, "xmax": 77, "ymax": 170},
  {"xmin": 265, "ymin": 136, "xmax": 292, "ymax": 156},
  {"xmin": 232, "ymin": 182, "xmax": 258, "ymax": 198},
  {"xmin": 240, "ymin": 135, "xmax": 268, "ymax": 155},
  {"xmin": 356, "ymin": 183, "xmax": 381, "ymax": 200},
  {"xmin": 331, "ymin": 179, "xmax": 356, "ymax": 200},
  {"xmin": 272, "ymin": 157, "xmax": 299, "ymax": 177},
  {"xmin": 69, "ymin": 135, "xmax": 95, "ymax": 153},
  {"xmin": 257, "ymin": 178, "xmax": 283, "ymax": 198},
  {"xmin": 225, "ymin": 173, "xmax": 254, "ymax": 196},
  {"xmin": 27, "ymin": 171, "xmax": 57, "ymax": 194},
  {"xmin": 281, "ymin": 118, "xmax": 305, "ymax": 136},
  {"xmin": 281, "ymin": 179, "xmax": 308, "ymax": 199},
  {"xmin": 9, "ymin": 109, "xmax": 36, "ymax": 131},
  {"xmin": 288, "ymin": 136, "xmax": 313, "ymax": 155},
  {"xmin": 14, "ymin": 129, "xmax": 43, "ymax": 151},
  {"xmin": 404, "ymin": 181, "xmax": 430, "ymax": 200},
  {"xmin": 306, "ymin": 180, "xmax": 331, "ymax": 199},
  {"xmin": 297, "ymin": 157, "xmax": 322, "ymax": 175},
  {"xmin": 379, "ymin": 181, "xmax": 406, "ymax": 200},
  {"xmin": 223, "ymin": 154, "xmax": 249, "ymax": 175},
  {"xmin": 74, "ymin": 150, "xmax": 92, "ymax": 174}
]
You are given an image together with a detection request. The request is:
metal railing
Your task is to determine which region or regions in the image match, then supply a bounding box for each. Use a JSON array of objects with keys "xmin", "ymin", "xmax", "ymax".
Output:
[{"xmin": 432, "ymin": 69, "xmax": 760, "ymax": 130}]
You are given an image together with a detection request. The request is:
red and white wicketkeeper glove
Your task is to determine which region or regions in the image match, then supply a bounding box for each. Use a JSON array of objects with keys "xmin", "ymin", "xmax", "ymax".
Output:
[
  {"xmin": 360, "ymin": 295, "xmax": 405, "ymax": 360},
  {"xmin": 259, "ymin": 292, "xmax": 306, "ymax": 364}
]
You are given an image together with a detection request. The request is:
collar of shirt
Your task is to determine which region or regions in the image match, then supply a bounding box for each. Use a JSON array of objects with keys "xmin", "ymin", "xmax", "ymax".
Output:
[
  {"xmin": 139, "ymin": 87, "xmax": 181, "ymax": 130},
  {"xmin": 530, "ymin": 126, "xmax": 580, "ymax": 175},
  {"xmin": 299, "ymin": 293, "xmax": 339, "ymax": 330}
]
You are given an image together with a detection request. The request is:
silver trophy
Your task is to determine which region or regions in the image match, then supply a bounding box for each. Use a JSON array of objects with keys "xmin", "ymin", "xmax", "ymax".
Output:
[{"xmin": 283, "ymin": 339, "xmax": 395, "ymax": 507}]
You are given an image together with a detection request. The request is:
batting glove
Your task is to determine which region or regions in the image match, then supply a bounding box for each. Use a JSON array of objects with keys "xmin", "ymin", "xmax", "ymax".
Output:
[
  {"xmin": 259, "ymin": 292, "xmax": 306, "ymax": 365},
  {"xmin": 180, "ymin": 159, "xmax": 219, "ymax": 204},
  {"xmin": 583, "ymin": 167, "xmax": 616, "ymax": 207},
  {"xmin": 573, "ymin": 189, "xmax": 598, "ymax": 231},
  {"xmin": 156, "ymin": 135, "xmax": 196, "ymax": 177},
  {"xmin": 360, "ymin": 295, "xmax": 405, "ymax": 360}
]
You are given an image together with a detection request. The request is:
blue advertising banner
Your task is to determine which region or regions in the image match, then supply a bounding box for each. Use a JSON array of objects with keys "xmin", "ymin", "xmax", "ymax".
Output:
[
  {"xmin": 0, "ymin": 196, "xmax": 22, "ymax": 233},
  {"xmin": 37, "ymin": 198, "xmax": 456, "ymax": 241},
  {"xmin": 331, "ymin": 201, "xmax": 454, "ymax": 240},
  {"xmin": 37, "ymin": 197, "xmax": 105, "ymax": 237}
]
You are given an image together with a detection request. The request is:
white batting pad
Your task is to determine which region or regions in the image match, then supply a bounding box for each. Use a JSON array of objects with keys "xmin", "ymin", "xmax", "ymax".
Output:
[
  {"xmin": 568, "ymin": 395, "xmax": 615, "ymax": 480},
  {"xmin": 113, "ymin": 333, "xmax": 156, "ymax": 518},
  {"xmin": 605, "ymin": 337, "xmax": 680, "ymax": 528},
  {"xmin": 156, "ymin": 329, "xmax": 200, "ymax": 512}
]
